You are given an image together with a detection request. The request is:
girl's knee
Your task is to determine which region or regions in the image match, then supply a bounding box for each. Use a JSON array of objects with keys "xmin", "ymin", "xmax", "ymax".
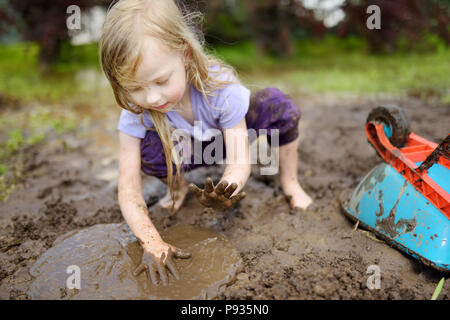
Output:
[
  {"xmin": 250, "ymin": 87, "xmax": 301, "ymax": 121},
  {"xmin": 288, "ymin": 101, "xmax": 302, "ymax": 123},
  {"xmin": 250, "ymin": 87, "xmax": 283, "ymax": 105}
]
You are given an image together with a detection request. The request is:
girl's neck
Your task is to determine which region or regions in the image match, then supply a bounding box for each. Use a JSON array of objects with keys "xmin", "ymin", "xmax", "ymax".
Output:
[{"xmin": 173, "ymin": 84, "xmax": 191, "ymax": 113}]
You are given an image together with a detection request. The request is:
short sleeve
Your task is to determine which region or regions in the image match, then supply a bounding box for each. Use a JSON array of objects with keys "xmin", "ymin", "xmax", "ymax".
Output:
[
  {"xmin": 218, "ymin": 84, "xmax": 251, "ymax": 129},
  {"xmin": 117, "ymin": 109, "xmax": 150, "ymax": 139}
]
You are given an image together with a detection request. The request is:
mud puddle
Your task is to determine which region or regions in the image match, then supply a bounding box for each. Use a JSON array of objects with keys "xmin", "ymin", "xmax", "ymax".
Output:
[{"xmin": 27, "ymin": 224, "xmax": 241, "ymax": 299}]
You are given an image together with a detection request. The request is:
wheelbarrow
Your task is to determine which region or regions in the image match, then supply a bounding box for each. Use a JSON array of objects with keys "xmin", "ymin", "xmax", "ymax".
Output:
[{"xmin": 340, "ymin": 105, "xmax": 450, "ymax": 272}]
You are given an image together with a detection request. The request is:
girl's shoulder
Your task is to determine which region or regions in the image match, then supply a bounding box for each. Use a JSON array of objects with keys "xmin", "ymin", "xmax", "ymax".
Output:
[
  {"xmin": 206, "ymin": 65, "xmax": 249, "ymax": 100},
  {"xmin": 195, "ymin": 80, "xmax": 250, "ymax": 110},
  {"xmin": 208, "ymin": 64, "xmax": 235, "ymax": 81},
  {"xmin": 118, "ymin": 108, "xmax": 150, "ymax": 139}
]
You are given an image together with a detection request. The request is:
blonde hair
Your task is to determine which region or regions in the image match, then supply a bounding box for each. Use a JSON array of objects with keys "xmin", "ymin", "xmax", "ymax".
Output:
[{"xmin": 99, "ymin": 0, "xmax": 238, "ymax": 209}]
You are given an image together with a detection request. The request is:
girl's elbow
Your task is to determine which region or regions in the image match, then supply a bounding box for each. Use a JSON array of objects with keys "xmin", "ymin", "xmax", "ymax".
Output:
[{"xmin": 118, "ymin": 182, "xmax": 138, "ymax": 203}]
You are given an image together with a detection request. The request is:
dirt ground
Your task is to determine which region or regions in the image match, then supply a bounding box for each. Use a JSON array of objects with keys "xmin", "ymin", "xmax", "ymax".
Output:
[{"xmin": 0, "ymin": 93, "xmax": 449, "ymax": 300}]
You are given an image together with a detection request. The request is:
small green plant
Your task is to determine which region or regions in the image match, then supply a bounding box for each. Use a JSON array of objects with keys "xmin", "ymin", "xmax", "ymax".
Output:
[
  {"xmin": 431, "ymin": 277, "xmax": 445, "ymax": 300},
  {"xmin": 5, "ymin": 129, "xmax": 25, "ymax": 154},
  {"xmin": 0, "ymin": 152, "xmax": 23, "ymax": 202},
  {"xmin": 29, "ymin": 107, "xmax": 78, "ymax": 134}
]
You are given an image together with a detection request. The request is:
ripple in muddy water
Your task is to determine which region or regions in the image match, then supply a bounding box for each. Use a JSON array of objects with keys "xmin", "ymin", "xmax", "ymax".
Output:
[{"xmin": 28, "ymin": 223, "xmax": 242, "ymax": 299}]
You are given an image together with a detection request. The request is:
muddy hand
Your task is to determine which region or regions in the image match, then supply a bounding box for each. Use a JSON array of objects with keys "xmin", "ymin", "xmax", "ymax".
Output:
[
  {"xmin": 188, "ymin": 177, "xmax": 246, "ymax": 211},
  {"xmin": 133, "ymin": 247, "xmax": 191, "ymax": 286}
]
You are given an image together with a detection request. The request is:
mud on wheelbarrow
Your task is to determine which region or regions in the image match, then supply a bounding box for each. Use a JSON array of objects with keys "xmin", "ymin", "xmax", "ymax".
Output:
[{"xmin": 340, "ymin": 104, "xmax": 450, "ymax": 272}]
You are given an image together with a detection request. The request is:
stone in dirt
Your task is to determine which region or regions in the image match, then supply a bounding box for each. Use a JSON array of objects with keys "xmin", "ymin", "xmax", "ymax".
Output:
[{"xmin": 27, "ymin": 223, "xmax": 242, "ymax": 299}]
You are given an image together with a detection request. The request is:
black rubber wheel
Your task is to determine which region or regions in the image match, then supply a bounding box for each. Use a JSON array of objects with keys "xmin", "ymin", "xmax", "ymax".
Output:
[{"xmin": 366, "ymin": 104, "xmax": 411, "ymax": 148}]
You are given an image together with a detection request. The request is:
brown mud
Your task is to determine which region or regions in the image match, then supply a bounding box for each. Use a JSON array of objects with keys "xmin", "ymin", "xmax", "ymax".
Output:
[
  {"xmin": 28, "ymin": 224, "xmax": 242, "ymax": 299},
  {"xmin": 0, "ymin": 94, "xmax": 449, "ymax": 300}
]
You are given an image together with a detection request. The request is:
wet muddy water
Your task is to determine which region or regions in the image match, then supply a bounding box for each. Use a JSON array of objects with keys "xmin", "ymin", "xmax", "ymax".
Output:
[{"xmin": 27, "ymin": 224, "xmax": 241, "ymax": 299}]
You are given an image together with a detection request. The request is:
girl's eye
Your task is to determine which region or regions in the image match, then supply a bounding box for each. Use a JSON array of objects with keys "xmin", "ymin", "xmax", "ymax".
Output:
[{"xmin": 156, "ymin": 79, "xmax": 168, "ymax": 85}]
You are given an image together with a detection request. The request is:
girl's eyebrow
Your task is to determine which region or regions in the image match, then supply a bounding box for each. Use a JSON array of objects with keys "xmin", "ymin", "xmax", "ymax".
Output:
[{"xmin": 153, "ymin": 72, "xmax": 171, "ymax": 81}]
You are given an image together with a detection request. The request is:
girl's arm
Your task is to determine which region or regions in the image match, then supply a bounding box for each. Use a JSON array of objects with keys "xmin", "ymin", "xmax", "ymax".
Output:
[
  {"xmin": 220, "ymin": 118, "xmax": 251, "ymax": 194},
  {"xmin": 118, "ymin": 132, "xmax": 165, "ymax": 247},
  {"xmin": 118, "ymin": 132, "xmax": 191, "ymax": 285},
  {"xmin": 187, "ymin": 118, "xmax": 250, "ymax": 211}
]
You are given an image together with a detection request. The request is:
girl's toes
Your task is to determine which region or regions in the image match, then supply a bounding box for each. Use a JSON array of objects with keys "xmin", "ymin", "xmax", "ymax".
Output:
[
  {"xmin": 285, "ymin": 192, "xmax": 313, "ymax": 210},
  {"xmin": 294, "ymin": 196, "xmax": 313, "ymax": 210}
]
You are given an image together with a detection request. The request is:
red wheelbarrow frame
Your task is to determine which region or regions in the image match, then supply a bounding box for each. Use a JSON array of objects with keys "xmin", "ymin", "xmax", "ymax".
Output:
[{"xmin": 365, "ymin": 122, "xmax": 450, "ymax": 219}]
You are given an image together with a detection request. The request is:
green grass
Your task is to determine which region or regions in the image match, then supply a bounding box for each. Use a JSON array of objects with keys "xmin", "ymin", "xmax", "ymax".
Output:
[
  {"xmin": 280, "ymin": 52, "xmax": 450, "ymax": 95},
  {"xmin": 0, "ymin": 42, "xmax": 103, "ymax": 104},
  {"xmin": 214, "ymin": 40, "xmax": 450, "ymax": 100}
]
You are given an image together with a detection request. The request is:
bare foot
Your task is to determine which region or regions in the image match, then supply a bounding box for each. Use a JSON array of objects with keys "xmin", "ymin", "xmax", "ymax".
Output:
[
  {"xmin": 158, "ymin": 179, "xmax": 189, "ymax": 215},
  {"xmin": 281, "ymin": 179, "xmax": 313, "ymax": 211}
]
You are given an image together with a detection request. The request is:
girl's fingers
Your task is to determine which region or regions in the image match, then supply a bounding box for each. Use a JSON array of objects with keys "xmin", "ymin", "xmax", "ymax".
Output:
[
  {"xmin": 188, "ymin": 184, "xmax": 203, "ymax": 197},
  {"xmin": 134, "ymin": 262, "xmax": 158, "ymax": 286},
  {"xmin": 133, "ymin": 263, "xmax": 147, "ymax": 277},
  {"xmin": 173, "ymin": 247, "xmax": 192, "ymax": 259},
  {"xmin": 230, "ymin": 192, "xmax": 247, "ymax": 204},
  {"xmin": 207, "ymin": 192, "xmax": 217, "ymax": 200},
  {"xmin": 165, "ymin": 256, "xmax": 179, "ymax": 280},
  {"xmin": 162, "ymin": 249, "xmax": 170, "ymax": 264},
  {"xmin": 148, "ymin": 264, "xmax": 158, "ymax": 285},
  {"xmin": 223, "ymin": 183, "xmax": 238, "ymax": 198},
  {"xmin": 215, "ymin": 180, "xmax": 228, "ymax": 195},
  {"xmin": 156, "ymin": 254, "xmax": 169, "ymax": 286},
  {"xmin": 205, "ymin": 177, "xmax": 215, "ymax": 193},
  {"xmin": 224, "ymin": 199, "xmax": 232, "ymax": 209}
]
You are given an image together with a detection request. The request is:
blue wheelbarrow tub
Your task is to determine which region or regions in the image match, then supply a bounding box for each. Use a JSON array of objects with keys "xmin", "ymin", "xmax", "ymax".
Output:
[{"xmin": 341, "ymin": 163, "xmax": 450, "ymax": 272}]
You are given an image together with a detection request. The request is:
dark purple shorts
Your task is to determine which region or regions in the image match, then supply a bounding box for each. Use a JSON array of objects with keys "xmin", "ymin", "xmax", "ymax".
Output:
[{"xmin": 140, "ymin": 87, "xmax": 301, "ymax": 178}]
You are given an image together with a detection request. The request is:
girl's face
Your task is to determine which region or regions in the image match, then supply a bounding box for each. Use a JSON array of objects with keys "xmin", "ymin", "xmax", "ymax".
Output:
[{"xmin": 127, "ymin": 36, "xmax": 189, "ymax": 112}]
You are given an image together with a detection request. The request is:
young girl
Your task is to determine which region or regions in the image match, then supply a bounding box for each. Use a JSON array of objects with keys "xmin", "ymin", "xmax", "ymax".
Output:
[{"xmin": 99, "ymin": 0, "xmax": 312, "ymax": 286}]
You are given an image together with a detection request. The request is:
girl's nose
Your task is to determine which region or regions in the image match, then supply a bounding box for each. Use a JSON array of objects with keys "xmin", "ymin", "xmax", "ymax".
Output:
[{"xmin": 144, "ymin": 87, "xmax": 162, "ymax": 106}]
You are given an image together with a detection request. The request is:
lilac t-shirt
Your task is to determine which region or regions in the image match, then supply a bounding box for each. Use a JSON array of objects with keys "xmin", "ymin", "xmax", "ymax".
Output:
[{"xmin": 117, "ymin": 82, "xmax": 251, "ymax": 141}]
